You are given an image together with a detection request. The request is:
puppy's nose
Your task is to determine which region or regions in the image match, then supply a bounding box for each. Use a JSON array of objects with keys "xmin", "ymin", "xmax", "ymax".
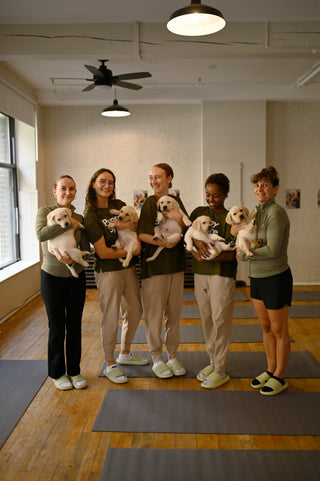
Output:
[
  {"xmin": 239, "ymin": 215, "xmax": 244, "ymax": 220},
  {"xmin": 163, "ymin": 206, "xmax": 168, "ymax": 210}
]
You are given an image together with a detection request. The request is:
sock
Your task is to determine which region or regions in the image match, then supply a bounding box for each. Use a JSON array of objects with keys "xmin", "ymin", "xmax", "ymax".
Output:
[
  {"xmin": 106, "ymin": 364, "xmax": 117, "ymax": 373},
  {"xmin": 118, "ymin": 352, "xmax": 132, "ymax": 361}
]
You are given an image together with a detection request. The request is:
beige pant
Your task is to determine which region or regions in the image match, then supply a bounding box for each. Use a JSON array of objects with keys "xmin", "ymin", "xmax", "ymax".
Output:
[
  {"xmin": 95, "ymin": 267, "xmax": 142, "ymax": 361},
  {"xmin": 194, "ymin": 274, "xmax": 235, "ymax": 376},
  {"xmin": 142, "ymin": 272, "xmax": 184, "ymax": 363}
]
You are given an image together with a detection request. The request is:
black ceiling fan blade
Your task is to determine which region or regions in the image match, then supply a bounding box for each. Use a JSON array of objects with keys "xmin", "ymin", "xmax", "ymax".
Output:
[
  {"xmin": 116, "ymin": 72, "xmax": 152, "ymax": 81},
  {"xmin": 114, "ymin": 80, "xmax": 142, "ymax": 90},
  {"xmin": 82, "ymin": 83, "xmax": 95, "ymax": 92},
  {"xmin": 85, "ymin": 65, "xmax": 104, "ymax": 79}
]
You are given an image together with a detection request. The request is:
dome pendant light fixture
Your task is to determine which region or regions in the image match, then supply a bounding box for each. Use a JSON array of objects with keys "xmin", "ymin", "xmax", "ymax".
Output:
[
  {"xmin": 167, "ymin": 0, "xmax": 226, "ymax": 36},
  {"xmin": 101, "ymin": 90, "xmax": 131, "ymax": 117}
]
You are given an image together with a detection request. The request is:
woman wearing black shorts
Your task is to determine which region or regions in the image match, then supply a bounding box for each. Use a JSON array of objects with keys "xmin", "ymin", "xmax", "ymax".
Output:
[{"xmin": 239, "ymin": 166, "xmax": 292, "ymax": 396}]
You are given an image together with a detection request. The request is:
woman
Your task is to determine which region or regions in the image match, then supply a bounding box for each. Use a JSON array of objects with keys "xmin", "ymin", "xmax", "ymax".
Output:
[
  {"xmin": 240, "ymin": 166, "xmax": 292, "ymax": 396},
  {"xmin": 36, "ymin": 175, "xmax": 88, "ymax": 390},
  {"xmin": 190, "ymin": 173, "xmax": 237, "ymax": 389},
  {"xmin": 138, "ymin": 163, "xmax": 188, "ymax": 378},
  {"xmin": 83, "ymin": 168, "xmax": 148, "ymax": 384}
]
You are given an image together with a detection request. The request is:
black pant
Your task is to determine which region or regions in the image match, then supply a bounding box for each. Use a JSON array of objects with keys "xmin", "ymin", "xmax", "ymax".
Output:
[{"xmin": 41, "ymin": 270, "xmax": 86, "ymax": 379}]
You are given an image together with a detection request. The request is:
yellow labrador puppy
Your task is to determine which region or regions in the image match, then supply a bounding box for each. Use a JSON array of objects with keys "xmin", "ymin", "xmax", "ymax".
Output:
[
  {"xmin": 47, "ymin": 207, "xmax": 90, "ymax": 277},
  {"xmin": 185, "ymin": 215, "xmax": 235, "ymax": 260},
  {"xmin": 225, "ymin": 206, "xmax": 261, "ymax": 257},
  {"xmin": 109, "ymin": 205, "xmax": 139, "ymax": 268},
  {"xmin": 147, "ymin": 195, "xmax": 191, "ymax": 262}
]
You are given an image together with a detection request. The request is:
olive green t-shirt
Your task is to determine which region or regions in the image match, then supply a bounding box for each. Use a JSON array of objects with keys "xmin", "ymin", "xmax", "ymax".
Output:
[
  {"xmin": 189, "ymin": 206, "xmax": 237, "ymax": 279},
  {"xmin": 137, "ymin": 195, "xmax": 187, "ymax": 279},
  {"xmin": 84, "ymin": 199, "xmax": 138, "ymax": 272}
]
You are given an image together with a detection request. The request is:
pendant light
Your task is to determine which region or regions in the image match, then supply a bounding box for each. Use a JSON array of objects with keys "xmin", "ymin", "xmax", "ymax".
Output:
[
  {"xmin": 167, "ymin": 0, "xmax": 226, "ymax": 36},
  {"xmin": 101, "ymin": 89, "xmax": 131, "ymax": 117}
]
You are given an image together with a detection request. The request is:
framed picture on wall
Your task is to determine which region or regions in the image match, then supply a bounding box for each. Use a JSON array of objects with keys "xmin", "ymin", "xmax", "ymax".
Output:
[
  {"xmin": 133, "ymin": 190, "xmax": 148, "ymax": 210},
  {"xmin": 286, "ymin": 189, "xmax": 300, "ymax": 209}
]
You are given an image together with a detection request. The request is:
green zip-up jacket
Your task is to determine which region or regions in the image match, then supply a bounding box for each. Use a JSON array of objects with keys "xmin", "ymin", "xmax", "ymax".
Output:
[{"xmin": 240, "ymin": 198, "xmax": 290, "ymax": 278}]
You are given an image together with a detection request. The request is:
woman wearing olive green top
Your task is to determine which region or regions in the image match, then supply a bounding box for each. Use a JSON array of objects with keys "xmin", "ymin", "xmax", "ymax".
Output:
[
  {"xmin": 190, "ymin": 173, "xmax": 237, "ymax": 389},
  {"xmin": 138, "ymin": 163, "xmax": 189, "ymax": 379},
  {"xmin": 36, "ymin": 175, "xmax": 89, "ymax": 391},
  {"xmin": 84, "ymin": 168, "xmax": 148, "ymax": 385}
]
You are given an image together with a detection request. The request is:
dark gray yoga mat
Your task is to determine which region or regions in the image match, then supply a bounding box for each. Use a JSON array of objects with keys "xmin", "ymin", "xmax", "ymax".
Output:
[
  {"xmin": 117, "ymin": 323, "xmax": 264, "ymax": 344},
  {"xmin": 100, "ymin": 449, "xmax": 320, "ymax": 481},
  {"xmin": 181, "ymin": 304, "xmax": 257, "ymax": 319},
  {"xmin": 289, "ymin": 305, "xmax": 320, "ymax": 319},
  {"xmin": 93, "ymin": 389, "xmax": 320, "ymax": 435},
  {"xmin": 99, "ymin": 350, "xmax": 320, "ymax": 379},
  {"xmin": 0, "ymin": 359, "xmax": 47, "ymax": 448},
  {"xmin": 292, "ymin": 290, "xmax": 320, "ymax": 301},
  {"xmin": 183, "ymin": 290, "xmax": 249, "ymax": 302}
]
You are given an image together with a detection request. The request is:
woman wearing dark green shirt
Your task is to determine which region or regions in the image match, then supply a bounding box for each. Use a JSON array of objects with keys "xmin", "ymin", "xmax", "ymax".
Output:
[{"xmin": 84, "ymin": 168, "xmax": 148, "ymax": 384}]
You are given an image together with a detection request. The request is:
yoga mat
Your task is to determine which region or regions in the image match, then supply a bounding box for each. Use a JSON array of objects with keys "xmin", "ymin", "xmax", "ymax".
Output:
[
  {"xmin": 181, "ymin": 304, "xmax": 257, "ymax": 319},
  {"xmin": 292, "ymin": 291, "xmax": 320, "ymax": 301},
  {"xmin": 99, "ymin": 350, "xmax": 320, "ymax": 379},
  {"xmin": 0, "ymin": 359, "xmax": 47, "ymax": 448},
  {"xmin": 117, "ymin": 323, "xmax": 264, "ymax": 344},
  {"xmin": 289, "ymin": 305, "xmax": 320, "ymax": 319},
  {"xmin": 183, "ymin": 290, "xmax": 249, "ymax": 302},
  {"xmin": 100, "ymin": 449, "xmax": 320, "ymax": 481},
  {"xmin": 93, "ymin": 389, "xmax": 320, "ymax": 435}
]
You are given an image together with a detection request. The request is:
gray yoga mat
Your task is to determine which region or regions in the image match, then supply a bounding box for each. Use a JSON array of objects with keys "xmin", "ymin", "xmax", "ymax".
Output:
[
  {"xmin": 289, "ymin": 305, "xmax": 320, "ymax": 319},
  {"xmin": 292, "ymin": 290, "xmax": 320, "ymax": 301},
  {"xmin": 0, "ymin": 359, "xmax": 47, "ymax": 449},
  {"xmin": 183, "ymin": 290, "xmax": 249, "ymax": 302},
  {"xmin": 100, "ymin": 449, "xmax": 320, "ymax": 481},
  {"xmin": 117, "ymin": 323, "xmax": 265, "ymax": 344},
  {"xmin": 181, "ymin": 304, "xmax": 257, "ymax": 319},
  {"xmin": 93, "ymin": 389, "xmax": 320, "ymax": 435},
  {"xmin": 99, "ymin": 350, "xmax": 320, "ymax": 379}
]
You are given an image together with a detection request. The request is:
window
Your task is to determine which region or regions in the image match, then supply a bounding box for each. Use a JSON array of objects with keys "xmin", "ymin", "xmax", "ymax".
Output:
[{"xmin": 0, "ymin": 112, "xmax": 20, "ymax": 269}]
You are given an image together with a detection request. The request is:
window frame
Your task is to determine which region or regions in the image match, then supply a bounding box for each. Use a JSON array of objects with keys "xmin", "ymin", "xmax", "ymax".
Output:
[{"xmin": 0, "ymin": 112, "xmax": 20, "ymax": 270}]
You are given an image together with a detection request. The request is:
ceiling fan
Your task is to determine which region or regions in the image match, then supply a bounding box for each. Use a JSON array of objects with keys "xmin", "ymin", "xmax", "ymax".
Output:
[{"xmin": 82, "ymin": 59, "xmax": 152, "ymax": 92}]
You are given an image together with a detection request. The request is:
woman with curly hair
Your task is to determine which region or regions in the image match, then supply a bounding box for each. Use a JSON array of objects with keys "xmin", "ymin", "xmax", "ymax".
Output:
[
  {"xmin": 84, "ymin": 168, "xmax": 148, "ymax": 384},
  {"xmin": 240, "ymin": 166, "xmax": 292, "ymax": 396}
]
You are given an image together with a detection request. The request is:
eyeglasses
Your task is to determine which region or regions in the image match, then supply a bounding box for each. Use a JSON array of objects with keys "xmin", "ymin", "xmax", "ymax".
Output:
[{"xmin": 97, "ymin": 179, "xmax": 115, "ymax": 186}]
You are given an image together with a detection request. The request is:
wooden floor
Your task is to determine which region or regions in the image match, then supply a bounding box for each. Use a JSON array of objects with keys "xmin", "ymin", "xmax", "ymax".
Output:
[{"xmin": 0, "ymin": 285, "xmax": 320, "ymax": 481}]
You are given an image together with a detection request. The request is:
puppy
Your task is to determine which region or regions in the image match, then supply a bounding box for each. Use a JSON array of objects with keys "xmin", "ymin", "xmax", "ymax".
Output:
[
  {"xmin": 47, "ymin": 207, "xmax": 91, "ymax": 277},
  {"xmin": 109, "ymin": 205, "xmax": 139, "ymax": 268},
  {"xmin": 184, "ymin": 215, "xmax": 236, "ymax": 260},
  {"xmin": 146, "ymin": 195, "xmax": 192, "ymax": 262},
  {"xmin": 225, "ymin": 206, "xmax": 262, "ymax": 257}
]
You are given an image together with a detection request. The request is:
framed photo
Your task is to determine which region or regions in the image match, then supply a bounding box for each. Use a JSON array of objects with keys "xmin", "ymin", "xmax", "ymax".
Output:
[
  {"xmin": 133, "ymin": 190, "xmax": 148, "ymax": 210},
  {"xmin": 286, "ymin": 189, "xmax": 300, "ymax": 209}
]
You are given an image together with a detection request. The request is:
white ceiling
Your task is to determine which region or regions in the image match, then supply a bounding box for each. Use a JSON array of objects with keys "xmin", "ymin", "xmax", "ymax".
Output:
[{"xmin": 1, "ymin": 0, "xmax": 320, "ymax": 105}]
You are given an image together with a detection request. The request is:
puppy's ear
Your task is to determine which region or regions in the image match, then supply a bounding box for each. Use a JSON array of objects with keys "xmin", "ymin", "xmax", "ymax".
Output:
[
  {"xmin": 110, "ymin": 209, "xmax": 120, "ymax": 215},
  {"xmin": 193, "ymin": 218, "xmax": 201, "ymax": 231},
  {"xmin": 243, "ymin": 207, "xmax": 249, "ymax": 218},
  {"xmin": 172, "ymin": 198, "xmax": 180, "ymax": 210},
  {"xmin": 225, "ymin": 211, "xmax": 232, "ymax": 225},
  {"xmin": 47, "ymin": 211, "xmax": 55, "ymax": 225},
  {"xmin": 131, "ymin": 211, "xmax": 139, "ymax": 223},
  {"xmin": 250, "ymin": 208, "xmax": 257, "ymax": 219}
]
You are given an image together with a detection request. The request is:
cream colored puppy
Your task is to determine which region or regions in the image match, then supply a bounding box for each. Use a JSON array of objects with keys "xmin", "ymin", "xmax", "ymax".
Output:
[
  {"xmin": 185, "ymin": 215, "xmax": 235, "ymax": 260},
  {"xmin": 109, "ymin": 205, "xmax": 139, "ymax": 268},
  {"xmin": 146, "ymin": 195, "xmax": 191, "ymax": 262},
  {"xmin": 47, "ymin": 207, "xmax": 90, "ymax": 277},
  {"xmin": 225, "ymin": 206, "xmax": 261, "ymax": 257}
]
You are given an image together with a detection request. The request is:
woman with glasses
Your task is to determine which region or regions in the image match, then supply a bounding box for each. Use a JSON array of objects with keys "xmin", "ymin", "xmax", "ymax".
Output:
[{"xmin": 84, "ymin": 168, "xmax": 148, "ymax": 384}]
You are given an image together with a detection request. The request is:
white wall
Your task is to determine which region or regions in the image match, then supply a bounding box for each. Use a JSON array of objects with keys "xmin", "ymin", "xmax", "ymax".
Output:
[
  {"xmin": 267, "ymin": 102, "xmax": 320, "ymax": 284},
  {"xmin": 39, "ymin": 104, "xmax": 203, "ymax": 216}
]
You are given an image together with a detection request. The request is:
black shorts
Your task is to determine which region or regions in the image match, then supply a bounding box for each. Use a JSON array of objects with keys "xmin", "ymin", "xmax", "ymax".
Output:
[{"xmin": 250, "ymin": 268, "xmax": 293, "ymax": 310}]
